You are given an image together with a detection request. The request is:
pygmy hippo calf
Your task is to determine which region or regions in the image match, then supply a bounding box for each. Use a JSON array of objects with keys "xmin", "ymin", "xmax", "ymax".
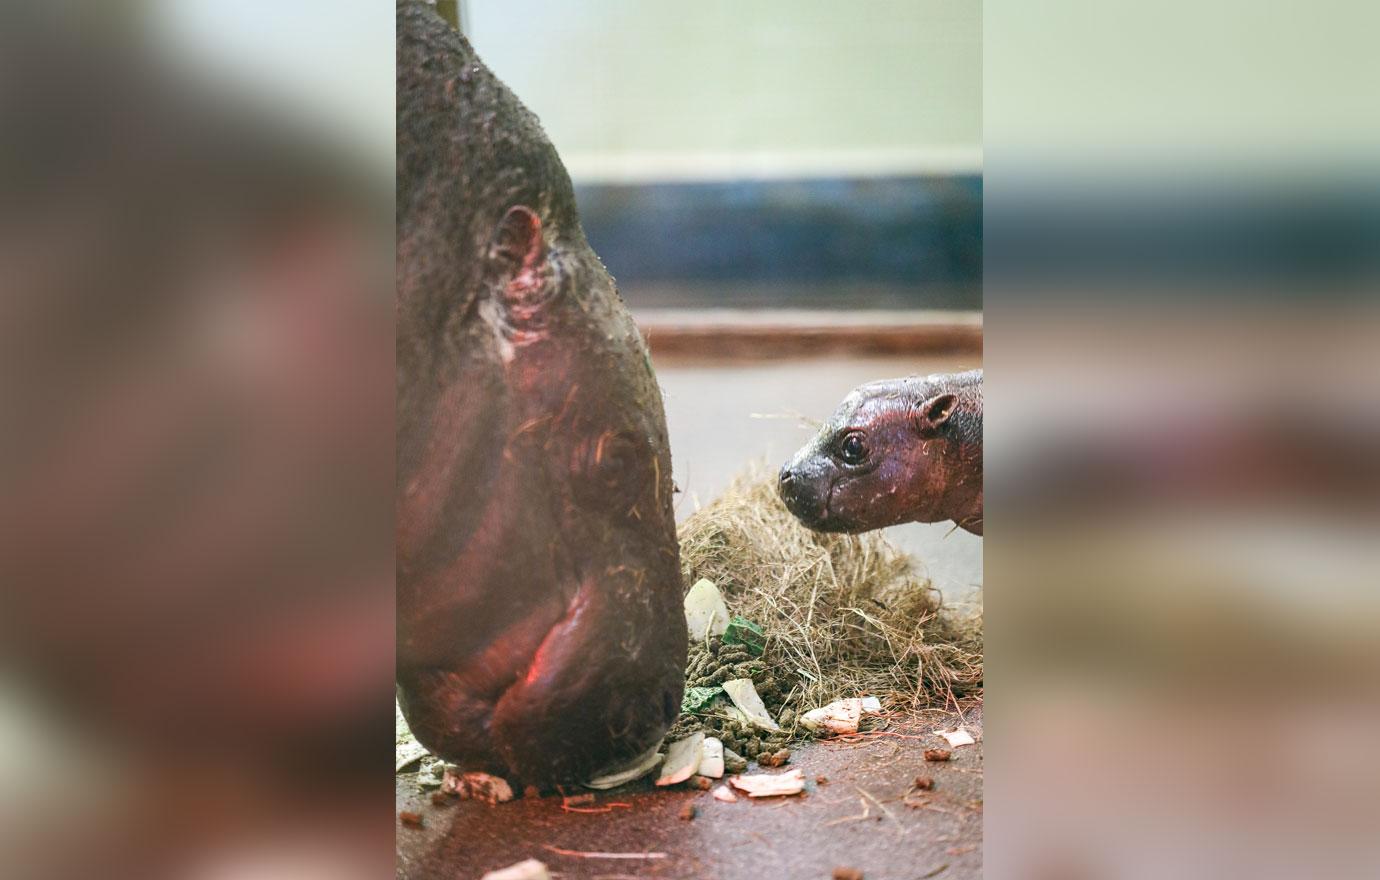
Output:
[{"xmin": 779, "ymin": 369, "xmax": 983, "ymax": 535}]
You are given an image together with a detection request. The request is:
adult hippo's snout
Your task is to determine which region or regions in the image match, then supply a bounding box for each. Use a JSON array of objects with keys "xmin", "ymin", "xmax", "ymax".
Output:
[{"xmin": 395, "ymin": 1, "xmax": 686, "ymax": 788}]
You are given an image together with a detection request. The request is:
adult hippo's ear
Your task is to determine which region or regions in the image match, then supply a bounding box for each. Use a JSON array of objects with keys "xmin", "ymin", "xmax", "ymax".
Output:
[
  {"xmin": 486, "ymin": 205, "xmax": 559, "ymax": 324},
  {"xmin": 915, "ymin": 392, "xmax": 958, "ymax": 438}
]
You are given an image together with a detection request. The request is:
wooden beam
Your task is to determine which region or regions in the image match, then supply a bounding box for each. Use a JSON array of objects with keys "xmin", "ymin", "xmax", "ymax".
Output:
[{"xmin": 635, "ymin": 310, "xmax": 982, "ymax": 361}]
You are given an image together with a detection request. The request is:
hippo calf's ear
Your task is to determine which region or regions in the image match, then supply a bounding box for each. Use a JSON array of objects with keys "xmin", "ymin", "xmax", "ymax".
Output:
[
  {"xmin": 486, "ymin": 205, "xmax": 556, "ymax": 321},
  {"xmin": 916, "ymin": 392, "xmax": 958, "ymax": 437}
]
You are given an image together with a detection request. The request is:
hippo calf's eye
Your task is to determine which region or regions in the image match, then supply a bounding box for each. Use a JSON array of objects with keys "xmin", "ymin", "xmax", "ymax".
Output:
[{"xmin": 838, "ymin": 431, "xmax": 869, "ymax": 466}]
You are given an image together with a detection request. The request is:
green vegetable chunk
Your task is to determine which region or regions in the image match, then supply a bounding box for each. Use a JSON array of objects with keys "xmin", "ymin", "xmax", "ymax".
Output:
[
  {"xmin": 681, "ymin": 685, "xmax": 724, "ymax": 714},
  {"xmin": 723, "ymin": 616, "xmax": 766, "ymax": 656}
]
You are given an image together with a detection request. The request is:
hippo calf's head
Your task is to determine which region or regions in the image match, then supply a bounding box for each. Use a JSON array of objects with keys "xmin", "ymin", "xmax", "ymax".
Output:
[
  {"xmin": 779, "ymin": 370, "xmax": 983, "ymax": 536},
  {"xmin": 395, "ymin": 1, "xmax": 684, "ymax": 788}
]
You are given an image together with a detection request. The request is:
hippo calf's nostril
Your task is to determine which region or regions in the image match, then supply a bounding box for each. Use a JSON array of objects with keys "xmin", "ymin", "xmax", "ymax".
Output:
[{"xmin": 778, "ymin": 468, "xmax": 798, "ymax": 502}]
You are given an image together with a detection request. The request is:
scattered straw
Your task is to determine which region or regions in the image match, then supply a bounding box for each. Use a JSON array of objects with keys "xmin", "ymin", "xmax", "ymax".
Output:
[{"xmin": 542, "ymin": 845, "xmax": 667, "ymax": 860}]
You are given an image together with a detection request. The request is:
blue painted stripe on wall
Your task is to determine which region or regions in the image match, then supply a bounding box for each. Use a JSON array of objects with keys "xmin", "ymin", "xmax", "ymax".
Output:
[
  {"xmin": 985, "ymin": 180, "xmax": 1380, "ymax": 289},
  {"xmin": 572, "ymin": 175, "xmax": 983, "ymax": 287}
]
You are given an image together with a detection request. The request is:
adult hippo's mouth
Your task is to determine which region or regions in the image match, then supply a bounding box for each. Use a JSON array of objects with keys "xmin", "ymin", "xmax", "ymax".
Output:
[
  {"xmin": 486, "ymin": 576, "xmax": 682, "ymax": 783},
  {"xmin": 398, "ymin": 566, "xmax": 683, "ymax": 787}
]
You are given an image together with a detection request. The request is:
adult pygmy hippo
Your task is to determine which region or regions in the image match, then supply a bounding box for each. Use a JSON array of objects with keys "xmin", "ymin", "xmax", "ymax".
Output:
[
  {"xmin": 779, "ymin": 369, "xmax": 983, "ymax": 535},
  {"xmin": 396, "ymin": 0, "xmax": 685, "ymax": 788}
]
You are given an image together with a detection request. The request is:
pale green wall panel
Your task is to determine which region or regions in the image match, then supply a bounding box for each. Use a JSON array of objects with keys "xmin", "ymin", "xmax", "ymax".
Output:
[{"xmin": 464, "ymin": 0, "xmax": 982, "ymax": 180}]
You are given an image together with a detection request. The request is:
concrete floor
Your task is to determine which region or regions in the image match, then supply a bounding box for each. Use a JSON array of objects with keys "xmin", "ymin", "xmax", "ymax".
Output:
[{"xmin": 397, "ymin": 704, "xmax": 982, "ymax": 880}]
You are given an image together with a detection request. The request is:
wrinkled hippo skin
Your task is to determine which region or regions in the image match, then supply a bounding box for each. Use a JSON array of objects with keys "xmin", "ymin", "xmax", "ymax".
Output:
[
  {"xmin": 395, "ymin": 0, "xmax": 685, "ymax": 787},
  {"xmin": 780, "ymin": 369, "xmax": 983, "ymax": 535}
]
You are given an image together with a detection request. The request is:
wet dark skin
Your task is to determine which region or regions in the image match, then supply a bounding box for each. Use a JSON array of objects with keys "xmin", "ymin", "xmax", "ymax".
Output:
[
  {"xmin": 779, "ymin": 370, "xmax": 983, "ymax": 536},
  {"xmin": 396, "ymin": 0, "xmax": 685, "ymax": 788}
]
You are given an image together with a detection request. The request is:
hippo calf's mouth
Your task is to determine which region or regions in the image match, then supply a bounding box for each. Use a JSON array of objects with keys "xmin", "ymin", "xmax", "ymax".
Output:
[
  {"xmin": 795, "ymin": 479, "xmax": 868, "ymax": 534},
  {"xmin": 785, "ymin": 479, "xmax": 833, "ymax": 530},
  {"xmin": 779, "ymin": 460, "xmax": 865, "ymax": 533},
  {"xmin": 817, "ymin": 482, "xmax": 854, "ymax": 533}
]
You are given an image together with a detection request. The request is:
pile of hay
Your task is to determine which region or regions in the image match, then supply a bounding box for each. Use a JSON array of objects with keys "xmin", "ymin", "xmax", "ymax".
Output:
[{"xmin": 675, "ymin": 474, "xmax": 982, "ymax": 735}]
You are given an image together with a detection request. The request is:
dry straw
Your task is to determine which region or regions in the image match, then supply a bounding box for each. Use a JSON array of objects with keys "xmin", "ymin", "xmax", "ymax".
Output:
[{"xmin": 678, "ymin": 473, "xmax": 982, "ymax": 715}]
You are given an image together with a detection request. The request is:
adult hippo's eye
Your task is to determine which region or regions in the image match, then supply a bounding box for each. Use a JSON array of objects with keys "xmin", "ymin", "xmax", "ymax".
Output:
[
  {"xmin": 572, "ymin": 430, "xmax": 650, "ymax": 505},
  {"xmin": 837, "ymin": 431, "xmax": 869, "ymax": 466}
]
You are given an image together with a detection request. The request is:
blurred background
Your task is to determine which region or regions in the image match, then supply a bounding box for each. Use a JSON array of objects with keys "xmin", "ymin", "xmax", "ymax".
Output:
[
  {"xmin": 2, "ymin": 2, "xmax": 394, "ymax": 878},
  {"xmin": 984, "ymin": 1, "xmax": 1380, "ymax": 878},
  {"xmin": 459, "ymin": 0, "xmax": 986, "ymax": 603}
]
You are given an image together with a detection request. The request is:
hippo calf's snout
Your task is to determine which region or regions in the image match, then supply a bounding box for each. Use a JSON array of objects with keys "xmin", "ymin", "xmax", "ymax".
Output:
[
  {"xmin": 778, "ymin": 457, "xmax": 830, "ymax": 528},
  {"xmin": 778, "ymin": 370, "xmax": 983, "ymax": 535}
]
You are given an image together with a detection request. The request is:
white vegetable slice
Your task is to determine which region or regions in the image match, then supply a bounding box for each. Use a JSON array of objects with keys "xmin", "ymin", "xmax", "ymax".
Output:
[
  {"xmin": 481, "ymin": 859, "xmax": 550, "ymax": 880},
  {"xmin": 584, "ymin": 741, "xmax": 664, "ymax": 790},
  {"xmin": 799, "ymin": 698, "xmax": 863, "ymax": 735},
  {"xmin": 655, "ymin": 732, "xmax": 706, "ymax": 787},
  {"xmin": 721, "ymin": 678, "xmax": 780, "ymax": 732},
  {"xmin": 728, "ymin": 768, "xmax": 805, "ymax": 797},
  {"xmin": 699, "ymin": 736, "xmax": 725, "ymax": 779},
  {"xmin": 683, "ymin": 578, "xmax": 731, "ymax": 639},
  {"xmin": 938, "ymin": 727, "xmax": 976, "ymax": 747}
]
